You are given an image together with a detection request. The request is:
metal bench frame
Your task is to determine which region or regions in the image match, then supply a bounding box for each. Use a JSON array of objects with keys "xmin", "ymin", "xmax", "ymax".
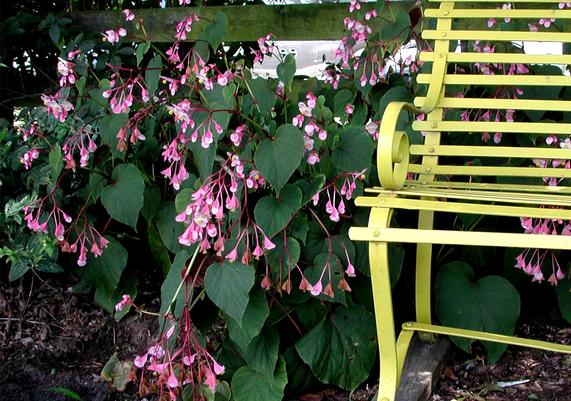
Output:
[{"xmin": 348, "ymin": 1, "xmax": 571, "ymax": 400}]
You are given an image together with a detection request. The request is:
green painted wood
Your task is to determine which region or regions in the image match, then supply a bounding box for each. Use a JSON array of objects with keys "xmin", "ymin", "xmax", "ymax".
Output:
[{"xmin": 67, "ymin": 3, "xmax": 417, "ymax": 42}]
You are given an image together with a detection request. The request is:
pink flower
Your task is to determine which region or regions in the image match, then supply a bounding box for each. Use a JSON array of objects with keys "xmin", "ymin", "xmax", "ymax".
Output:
[
  {"xmin": 310, "ymin": 280, "xmax": 322, "ymax": 296},
  {"xmin": 103, "ymin": 30, "xmax": 120, "ymax": 43},
  {"xmin": 134, "ymin": 354, "xmax": 148, "ymax": 368},
  {"xmin": 213, "ymin": 361, "xmax": 225, "ymax": 375},
  {"xmin": 122, "ymin": 9, "xmax": 135, "ymax": 21},
  {"xmin": 115, "ymin": 294, "xmax": 132, "ymax": 311}
]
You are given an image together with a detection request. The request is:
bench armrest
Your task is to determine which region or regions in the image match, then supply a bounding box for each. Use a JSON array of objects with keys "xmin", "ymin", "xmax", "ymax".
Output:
[{"xmin": 377, "ymin": 101, "xmax": 421, "ymax": 189}]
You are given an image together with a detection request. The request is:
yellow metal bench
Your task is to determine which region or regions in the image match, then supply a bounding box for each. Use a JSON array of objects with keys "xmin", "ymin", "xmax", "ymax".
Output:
[{"xmin": 348, "ymin": 1, "xmax": 571, "ymax": 400}]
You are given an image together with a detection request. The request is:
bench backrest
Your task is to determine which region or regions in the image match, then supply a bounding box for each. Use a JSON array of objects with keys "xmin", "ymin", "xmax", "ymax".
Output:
[{"xmin": 409, "ymin": 0, "xmax": 571, "ymax": 192}]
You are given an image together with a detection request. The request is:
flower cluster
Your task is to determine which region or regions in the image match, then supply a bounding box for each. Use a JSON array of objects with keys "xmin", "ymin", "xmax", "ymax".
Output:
[
  {"xmin": 62, "ymin": 125, "xmax": 97, "ymax": 171},
  {"xmin": 103, "ymin": 74, "xmax": 150, "ymax": 114},
  {"xmin": 292, "ymin": 92, "xmax": 327, "ymax": 165},
  {"xmin": 252, "ymin": 33, "xmax": 275, "ymax": 64},
  {"xmin": 103, "ymin": 28, "xmax": 127, "ymax": 44},
  {"xmin": 516, "ymin": 216, "xmax": 570, "ymax": 284},
  {"xmin": 311, "ymin": 170, "xmax": 366, "ymax": 222},
  {"xmin": 19, "ymin": 148, "xmax": 39, "ymax": 170},
  {"xmin": 176, "ymin": 154, "xmax": 275, "ymax": 264},
  {"xmin": 41, "ymin": 91, "xmax": 74, "ymax": 122}
]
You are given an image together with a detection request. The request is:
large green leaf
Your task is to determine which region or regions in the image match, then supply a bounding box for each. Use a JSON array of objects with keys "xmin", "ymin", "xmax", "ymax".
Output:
[
  {"xmin": 245, "ymin": 325, "xmax": 279, "ymax": 376},
  {"xmin": 331, "ymin": 126, "xmax": 374, "ymax": 172},
  {"xmin": 155, "ymin": 202, "xmax": 184, "ymax": 253},
  {"xmin": 254, "ymin": 124, "xmax": 304, "ymax": 195},
  {"xmin": 204, "ymin": 262, "xmax": 255, "ymax": 326},
  {"xmin": 227, "ymin": 288, "xmax": 269, "ymax": 353},
  {"xmin": 277, "ymin": 54, "xmax": 296, "ymax": 92},
  {"xmin": 232, "ymin": 357, "xmax": 287, "ymax": 401},
  {"xmin": 378, "ymin": 86, "xmax": 413, "ymax": 116},
  {"xmin": 254, "ymin": 184, "xmax": 302, "ymax": 238},
  {"xmin": 145, "ymin": 54, "xmax": 162, "ymax": 97},
  {"xmin": 249, "ymin": 78, "xmax": 276, "ymax": 115},
  {"xmin": 101, "ymin": 163, "xmax": 145, "ymax": 230},
  {"xmin": 86, "ymin": 239, "xmax": 128, "ymax": 312},
  {"xmin": 199, "ymin": 12, "xmax": 227, "ymax": 51},
  {"xmin": 435, "ymin": 261, "xmax": 521, "ymax": 363},
  {"xmin": 99, "ymin": 113, "xmax": 128, "ymax": 158},
  {"xmin": 556, "ymin": 278, "xmax": 571, "ymax": 325},
  {"xmin": 295, "ymin": 304, "xmax": 376, "ymax": 390}
]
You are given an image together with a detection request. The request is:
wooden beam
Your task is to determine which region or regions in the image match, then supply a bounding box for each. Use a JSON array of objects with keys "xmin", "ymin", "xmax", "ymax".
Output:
[
  {"xmin": 67, "ymin": 3, "xmax": 418, "ymax": 42},
  {"xmin": 395, "ymin": 336, "xmax": 450, "ymax": 401}
]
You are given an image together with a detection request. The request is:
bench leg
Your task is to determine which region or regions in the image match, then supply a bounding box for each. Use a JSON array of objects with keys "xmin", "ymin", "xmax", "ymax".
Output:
[
  {"xmin": 369, "ymin": 208, "xmax": 399, "ymax": 401},
  {"xmin": 416, "ymin": 209, "xmax": 438, "ymax": 343}
]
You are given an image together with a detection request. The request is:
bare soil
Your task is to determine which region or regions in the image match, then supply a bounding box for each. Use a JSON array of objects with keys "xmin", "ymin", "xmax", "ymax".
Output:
[{"xmin": 1, "ymin": 276, "xmax": 570, "ymax": 401}]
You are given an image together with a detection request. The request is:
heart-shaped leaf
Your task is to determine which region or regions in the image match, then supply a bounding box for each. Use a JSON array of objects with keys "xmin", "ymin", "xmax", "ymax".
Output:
[
  {"xmin": 101, "ymin": 163, "xmax": 145, "ymax": 230},
  {"xmin": 232, "ymin": 357, "xmax": 287, "ymax": 401},
  {"xmin": 254, "ymin": 184, "xmax": 302, "ymax": 238},
  {"xmin": 254, "ymin": 124, "xmax": 304, "ymax": 195},
  {"xmin": 205, "ymin": 261, "xmax": 255, "ymax": 326},
  {"xmin": 295, "ymin": 304, "xmax": 376, "ymax": 391},
  {"xmin": 435, "ymin": 261, "xmax": 521, "ymax": 363},
  {"xmin": 331, "ymin": 126, "xmax": 374, "ymax": 173},
  {"xmin": 227, "ymin": 288, "xmax": 269, "ymax": 353}
]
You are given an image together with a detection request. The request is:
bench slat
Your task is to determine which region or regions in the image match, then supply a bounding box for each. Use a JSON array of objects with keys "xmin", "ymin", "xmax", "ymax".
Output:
[
  {"xmin": 412, "ymin": 121, "xmax": 571, "ymax": 135},
  {"xmin": 408, "ymin": 164, "xmax": 571, "ymax": 178},
  {"xmin": 349, "ymin": 227, "xmax": 571, "ymax": 249},
  {"xmin": 406, "ymin": 180, "xmax": 571, "ymax": 194},
  {"xmin": 423, "ymin": 30, "xmax": 571, "ymax": 42},
  {"xmin": 417, "ymin": 74, "xmax": 571, "ymax": 86},
  {"xmin": 365, "ymin": 187, "xmax": 571, "ymax": 206},
  {"xmin": 409, "ymin": 145, "xmax": 571, "ymax": 159},
  {"xmin": 403, "ymin": 322, "xmax": 571, "ymax": 354},
  {"xmin": 425, "ymin": 8, "xmax": 571, "ymax": 19},
  {"xmin": 355, "ymin": 196, "xmax": 571, "ymax": 216},
  {"xmin": 420, "ymin": 52, "xmax": 571, "ymax": 65},
  {"xmin": 414, "ymin": 97, "xmax": 571, "ymax": 111}
]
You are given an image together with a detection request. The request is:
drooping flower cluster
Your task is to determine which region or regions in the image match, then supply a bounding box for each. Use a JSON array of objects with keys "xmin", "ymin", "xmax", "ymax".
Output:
[
  {"xmin": 311, "ymin": 170, "xmax": 366, "ymax": 222},
  {"xmin": 252, "ymin": 33, "xmax": 275, "ymax": 64},
  {"xmin": 116, "ymin": 105, "xmax": 152, "ymax": 151},
  {"xmin": 516, "ymin": 217, "xmax": 570, "ymax": 284},
  {"xmin": 133, "ymin": 304, "xmax": 225, "ymax": 400},
  {"xmin": 62, "ymin": 125, "xmax": 97, "ymax": 171},
  {"xmin": 176, "ymin": 154, "xmax": 275, "ymax": 264},
  {"xmin": 103, "ymin": 74, "xmax": 150, "ymax": 114},
  {"xmin": 102, "ymin": 28, "xmax": 127, "ymax": 44},
  {"xmin": 292, "ymin": 92, "xmax": 327, "ymax": 165}
]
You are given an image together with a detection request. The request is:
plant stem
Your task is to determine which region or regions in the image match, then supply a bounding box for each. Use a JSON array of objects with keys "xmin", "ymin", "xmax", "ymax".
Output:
[{"xmin": 167, "ymin": 245, "xmax": 200, "ymax": 314}]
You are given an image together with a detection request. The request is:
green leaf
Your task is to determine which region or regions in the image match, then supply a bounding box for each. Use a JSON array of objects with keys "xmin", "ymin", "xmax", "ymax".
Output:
[
  {"xmin": 435, "ymin": 262, "xmax": 521, "ymax": 363},
  {"xmin": 200, "ymin": 12, "xmax": 228, "ymax": 50},
  {"xmin": 135, "ymin": 41, "xmax": 151, "ymax": 66},
  {"xmin": 295, "ymin": 304, "xmax": 377, "ymax": 391},
  {"xmin": 249, "ymin": 77, "xmax": 277, "ymax": 115},
  {"xmin": 277, "ymin": 54, "xmax": 296, "ymax": 92},
  {"xmin": 331, "ymin": 126, "xmax": 374, "ymax": 172},
  {"xmin": 378, "ymin": 86, "xmax": 413, "ymax": 116},
  {"xmin": 9, "ymin": 260, "xmax": 31, "ymax": 281},
  {"xmin": 49, "ymin": 23, "xmax": 60, "ymax": 44},
  {"xmin": 227, "ymin": 288, "xmax": 269, "ymax": 353},
  {"xmin": 334, "ymin": 89, "xmax": 354, "ymax": 117},
  {"xmin": 205, "ymin": 262, "xmax": 255, "ymax": 326},
  {"xmin": 48, "ymin": 387, "xmax": 82, "ymax": 401},
  {"xmin": 232, "ymin": 357, "xmax": 287, "ymax": 401},
  {"xmin": 147, "ymin": 223, "xmax": 171, "ymax": 275},
  {"xmin": 254, "ymin": 184, "xmax": 302, "ymax": 238},
  {"xmin": 160, "ymin": 250, "xmax": 191, "ymax": 318},
  {"xmin": 254, "ymin": 125, "xmax": 304, "ymax": 195},
  {"xmin": 99, "ymin": 113, "xmax": 128, "ymax": 158},
  {"xmin": 556, "ymin": 278, "xmax": 571, "ymax": 325},
  {"xmin": 36, "ymin": 260, "xmax": 64, "ymax": 274},
  {"xmin": 145, "ymin": 54, "xmax": 162, "ymax": 98},
  {"xmin": 142, "ymin": 185, "xmax": 161, "ymax": 222},
  {"xmin": 101, "ymin": 163, "xmax": 145, "ymax": 230},
  {"xmin": 245, "ymin": 325, "xmax": 279, "ymax": 376},
  {"xmin": 48, "ymin": 145, "xmax": 63, "ymax": 183},
  {"xmin": 175, "ymin": 188, "xmax": 194, "ymax": 214},
  {"xmin": 266, "ymin": 237, "xmax": 300, "ymax": 276},
  {"xmin": 87, "ymin": 239, "xmax": 128, "ymax": 312},
  {"xmin": 155, "ymin": 202, "xmax": 184, "ymax": 253},
  {"xmin": 101, "ymin": 353, "xmax": 133, "ymax": 392}
]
